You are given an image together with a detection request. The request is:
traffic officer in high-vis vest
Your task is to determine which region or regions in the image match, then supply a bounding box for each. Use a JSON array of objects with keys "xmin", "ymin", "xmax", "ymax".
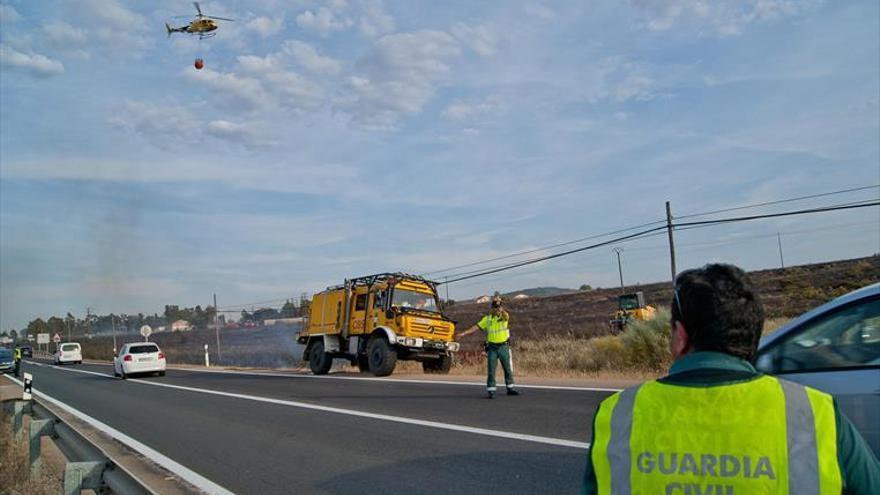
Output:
[
  {"xmin": 458, "ymin": 297, "xmax": 519, "ymax": 398},
  {"xmin": 582, "ymin": 264, "xmax": 880, "ymax": 495},
  {"xmin": 13, "ymin": 345, "xmax": 22, "ymax": 377}
]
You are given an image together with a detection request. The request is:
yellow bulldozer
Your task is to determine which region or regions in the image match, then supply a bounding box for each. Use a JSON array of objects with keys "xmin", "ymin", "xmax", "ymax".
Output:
[{"xmin": 610, "ymin": 291, "xmax": 656, "ymax": 332}]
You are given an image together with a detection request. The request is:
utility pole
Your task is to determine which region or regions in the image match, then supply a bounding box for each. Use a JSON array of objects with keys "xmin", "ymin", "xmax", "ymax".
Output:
[
  {"xmin": 111, "ymin": 314, "xmax": 118, "ymax": 356},
  {"xmin": 214, "ymin": 293, "xmax": 222, "ymax": 361},
  {"xmin": 445, "ymin": 276, "xmax": 450, "ymax": 305},
  {"xmin": 666, "ymin": 201, "xmax": 677, "ymax": 284},
  {"xmin": 777, "ymin": 232, "xmax": 785, "ymax": 269},
  {"xmin": 613, "ymin": 247, "xmax": 625, "ymax": 294}
]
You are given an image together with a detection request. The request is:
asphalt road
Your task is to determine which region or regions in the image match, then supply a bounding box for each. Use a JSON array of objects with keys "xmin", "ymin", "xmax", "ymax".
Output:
[{"xmin": 19, "ymin": 360, "xmax": 615, "ymax": 495}]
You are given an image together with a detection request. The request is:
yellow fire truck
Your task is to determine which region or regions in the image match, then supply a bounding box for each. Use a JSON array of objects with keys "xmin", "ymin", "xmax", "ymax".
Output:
[{"xmin": 297, "ymin": 273, "xmax": 459, "ymax": 376}]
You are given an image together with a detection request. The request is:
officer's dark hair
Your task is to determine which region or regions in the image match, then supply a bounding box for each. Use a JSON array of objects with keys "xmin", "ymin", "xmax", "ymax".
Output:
[{"xmin": 671, "ymin": 263, "xmax": 765, "ymax": 362}]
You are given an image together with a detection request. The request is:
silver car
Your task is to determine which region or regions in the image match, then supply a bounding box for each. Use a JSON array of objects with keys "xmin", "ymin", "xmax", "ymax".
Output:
[{"xmin": 755, "ymin": 282, "xmax": 880, "ymax": 455}]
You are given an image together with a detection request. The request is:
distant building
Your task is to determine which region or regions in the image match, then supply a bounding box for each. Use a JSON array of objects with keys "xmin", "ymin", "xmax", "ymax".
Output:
[
  {"xmin": 156, "ymin": 326, "xmax": 167, "ymax": 333},
  {"xmin": 474, "ymin": 295, "xmax": 491, "ymax": 304},
  {"xmin": 171, "ymin": 320, "xmax": 192, "ymax": 332},
  {"xmin": 513, "ymin": 294, "xmax": 529, "ymax": 299}
]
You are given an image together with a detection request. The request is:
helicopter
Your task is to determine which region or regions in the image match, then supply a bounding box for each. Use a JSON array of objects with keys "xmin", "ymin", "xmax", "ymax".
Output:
[{"xmin": 165, "ymin": 2, "xmax": 233, "ymax": 39}]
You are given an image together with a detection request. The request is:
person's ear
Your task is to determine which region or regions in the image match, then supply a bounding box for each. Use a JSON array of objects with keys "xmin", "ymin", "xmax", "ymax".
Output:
[{"xmin": 671, "ymin": 320, "xmax": 690, "ymax": 358}]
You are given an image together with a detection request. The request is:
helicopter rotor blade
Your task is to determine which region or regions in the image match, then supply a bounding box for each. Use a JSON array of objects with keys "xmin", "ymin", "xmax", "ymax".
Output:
[
  {"xmin": 193, "ymin": 2, "xmax": 203, "ymax": 17},
  {"xmin": 205, "ymin": 16, "xmax": 235, "ymax": 21}
]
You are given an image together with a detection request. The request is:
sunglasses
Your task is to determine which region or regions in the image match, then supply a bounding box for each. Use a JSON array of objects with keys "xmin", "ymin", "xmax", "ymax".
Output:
[{"xmin": 672, "ymin": 286, "xmax": 684, "ymax": 321}]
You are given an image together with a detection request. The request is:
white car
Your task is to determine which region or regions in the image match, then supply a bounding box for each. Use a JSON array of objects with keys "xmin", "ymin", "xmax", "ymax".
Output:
[
  {"xmin": 54, "ymin": 342, "xmax": 82, "ymax": 365},
  {"xmin": 114, "ymin": 343, "xmax": 166, "ymax": 379}
]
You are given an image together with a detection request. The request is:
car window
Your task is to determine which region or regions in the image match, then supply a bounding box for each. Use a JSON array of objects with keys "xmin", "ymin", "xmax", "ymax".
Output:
[
  {"xmin": 129, "ymin": 345, "xmax": 159, "ymax": 354},
  {"xmin": 762, "ymin": 297, "xmax": 880, "ymax": 373},
  {"xmin": 0, "ymin": 350, "xmax": 11, "ymax": 359},
  {"xmin": 61, "ymin": 344, "xmax": 79, "ymax": 351}
]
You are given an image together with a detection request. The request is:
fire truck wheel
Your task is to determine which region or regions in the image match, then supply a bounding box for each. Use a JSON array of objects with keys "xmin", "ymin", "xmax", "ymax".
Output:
[
  {"xmin": 308, "ymin": 340, "xmax": 333, "ymax": 375},
  {"xmin": 367, "ymin": 336, "xmax": 397, "ymax": 377},
  {"xmin": 357, "ymin": 355, "xmax": 370, "ymax": 372}
]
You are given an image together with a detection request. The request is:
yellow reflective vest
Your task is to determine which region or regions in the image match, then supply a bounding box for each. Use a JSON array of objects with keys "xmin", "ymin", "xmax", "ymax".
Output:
[
  {"xmin": 478, "ymin": 314, "xmax": 510, "ymax": 344},
  {"xmin": 14, "ymin": 348, "xmax": 22, "ymax": 361},
  {"xmin": 591, "ymin": 375, "xmax": 842, "ymax": 495}
]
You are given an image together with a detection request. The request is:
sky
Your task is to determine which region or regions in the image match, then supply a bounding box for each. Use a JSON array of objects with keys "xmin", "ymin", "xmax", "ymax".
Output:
[{"xmin": 1, "ymin": 0, "xmax": 878, "ymax": 330}]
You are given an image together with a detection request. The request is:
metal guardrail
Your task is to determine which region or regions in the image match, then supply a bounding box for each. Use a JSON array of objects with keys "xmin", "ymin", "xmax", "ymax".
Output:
[{"xmin": 4, "ymin": 382, "xmax": 152, "ymax": 495}]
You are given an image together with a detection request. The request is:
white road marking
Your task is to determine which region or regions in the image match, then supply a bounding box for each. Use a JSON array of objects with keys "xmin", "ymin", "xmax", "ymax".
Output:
[
  {"xmin": 58, "ymin": 360, "xmax": 622, "ymax": 392},
  {"xmin": 41, "ymin": 364, "xmax": 591, "ymax": 450},
  {"xmin": 6, "ymin": 373, "xmax": 235, "ymax": 495}
]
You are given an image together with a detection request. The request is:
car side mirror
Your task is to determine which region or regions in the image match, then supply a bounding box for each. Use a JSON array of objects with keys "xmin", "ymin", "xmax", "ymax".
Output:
[{"xmin": 755, "ymin": 353, "xmax": 774, "ymax": 373}]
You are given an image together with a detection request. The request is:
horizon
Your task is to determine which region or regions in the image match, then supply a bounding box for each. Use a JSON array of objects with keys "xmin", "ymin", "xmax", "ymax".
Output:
[{"xmin": 2, "ymin": 1, "xmax": 879, "ymax": 330}]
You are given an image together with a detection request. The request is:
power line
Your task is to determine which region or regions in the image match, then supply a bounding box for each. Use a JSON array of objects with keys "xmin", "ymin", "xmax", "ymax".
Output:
[
  {"xmin": 676, "ymin": 184, "xmax": 879, "ymax": 220},
  {"xmin": 440, "ymin": 200, "xmax": 879, "ymax": 285},
  {"xmin": 442, "ymin": 225, "xmax": 669, "ymax": 284},
  {"xmin": 420, "ymin": 219, "xmax": 667, "ymax": 277},
  {"xmin": 674, "ymin": 200, "xmax": 879, "ymax": 229},
  {"xmin": 214, "ymin": 189, "xmax": 880, "ymax": 309}
]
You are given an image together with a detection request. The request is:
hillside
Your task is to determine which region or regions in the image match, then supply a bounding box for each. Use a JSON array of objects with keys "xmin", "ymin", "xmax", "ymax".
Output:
[
  {"xmin": 446, "ymin": 256, "xmax": 879, "ymax": 347},
  {"xmin": 501, "ymin": 287, "xmax": 577, "ymax": 298}
]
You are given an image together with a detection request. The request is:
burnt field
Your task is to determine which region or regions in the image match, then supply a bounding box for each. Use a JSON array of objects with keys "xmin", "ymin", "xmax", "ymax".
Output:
[{"xmin": 446, "ymin": 256, "xmax": 879, "ymax": 347}]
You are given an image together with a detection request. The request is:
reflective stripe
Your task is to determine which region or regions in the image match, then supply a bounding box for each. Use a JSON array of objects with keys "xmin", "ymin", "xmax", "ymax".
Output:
[
  {"xmin": 781, "ymin": 380, "xmax": 820, "ymax": 495},
  {"xmin": 608, "ymin": 385, "xmax": 639, "ymax": 495}
]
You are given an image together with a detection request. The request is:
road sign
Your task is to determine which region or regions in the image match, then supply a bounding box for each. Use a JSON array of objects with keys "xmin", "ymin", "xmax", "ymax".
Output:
[
  {"xmin": 37, "ymin": 333, "xmax": 49, "ymax": 345},
  {"xmin": 140, "ymin": 325, "xmax": 152, "ymax": 339},
  {"xmin": 52, "ymin": 333, "xmax": 61, "ymax": 343}
]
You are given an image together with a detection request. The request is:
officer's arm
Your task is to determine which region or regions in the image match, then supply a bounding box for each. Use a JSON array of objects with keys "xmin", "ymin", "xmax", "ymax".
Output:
[
  {"xmin": 457, "ymin": 325, "xmax": 480, "ymax": 338},
  {"xmin": 835, "ymin": 400, "xmax": 880, "ymax": 494}
]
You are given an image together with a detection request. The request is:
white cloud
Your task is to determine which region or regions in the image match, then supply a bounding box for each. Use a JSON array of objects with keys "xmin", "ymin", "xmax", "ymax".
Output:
[
  {"xmin": 282, "ymin": 40, "xmax": 342, "ymax": 75},
  {"xmin": 243, "ymin": 16, "xmax": 285, "ymax": 38},
  {"xmin": 109, "ymin": 101, "xmax": 199, "ymax": 144},
  {"xmin": 80, "ymin": 0, "xmax": 143, "ymax": 28},
  {"xmin": 339, "ymin": 30, "xmax": 461, "ymax": 128},
  {"xmin": 629, "ymin": 0, "xmax": 824, "ymax": 37},
  {"xmin": 359, "ymin": 0, "xmax": 395, "ymax": 38},
  {"xmin": 186, "ymin": 68, "xmax": 271, "ymax": 111},
  {"xmin": 522, "ymin": 4, "xmax": 557, "ymax": 21},
  {"xmin": 42, "ymin": 21, "xmax": 88, "ymax": 46},
  {"xmin": 205, "ymin": 120, "xmax": 269, "ymax": 147},
  {"xmin": 187, "ymin": 46, "xmax": 328, "ymax": 114},
  {"xmin": 0, "ymin": 44, "xmax": 64, "ymax": 77},
  {"xmin": 296, "ymin": 7, "xmax": 354, "ymax": 36},
  {"xmin": 443, "ymin": 96, "xmax": 501, "ymax": 121},
  {"xmin": 0, "ymin": 4, "xmax": 21, "ymax": 23},
  {"xmin": 450, "ymin": 22, "xmax": 497, "ymax": 57},
  {"xmin": 583, "ymin": 57, "xmax": 657, "ymax": 103}
]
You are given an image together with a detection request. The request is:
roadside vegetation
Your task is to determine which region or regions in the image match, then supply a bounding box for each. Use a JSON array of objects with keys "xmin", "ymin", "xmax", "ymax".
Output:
[
  {"xmin": 449, "ymin": 309, "xmax": 673, "ymax": 377},
  {"xmin": 0, "ymin": 410, "xmax": 58, "ymax": 495}
]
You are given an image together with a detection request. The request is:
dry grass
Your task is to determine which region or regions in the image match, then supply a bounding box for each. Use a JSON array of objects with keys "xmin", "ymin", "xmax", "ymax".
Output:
[
  {"xmin": 0, "ymin": 410, "xmax": 59, "ymax": 495},
  {"xmin": 430, "ymin": 309, "xmax": 673, "ymax": 378}
]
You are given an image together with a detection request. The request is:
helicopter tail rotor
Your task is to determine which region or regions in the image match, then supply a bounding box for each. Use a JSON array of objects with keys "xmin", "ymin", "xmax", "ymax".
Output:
[{"xmin": 165, "ymin": 22, "xmax": 172, "ymax": 37}]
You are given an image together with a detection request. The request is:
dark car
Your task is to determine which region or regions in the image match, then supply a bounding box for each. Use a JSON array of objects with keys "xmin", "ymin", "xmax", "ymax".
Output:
[
  {"xmin": 0, "ymin": 348, "xmax": 14, "ymax": 373},
  {"xmin": 20, "ymin": 344, "xmax": 33, "ymax": 358},
  {"xmin": 755, "ymin": 282, "xmax": 880, "ymax": 455}
]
